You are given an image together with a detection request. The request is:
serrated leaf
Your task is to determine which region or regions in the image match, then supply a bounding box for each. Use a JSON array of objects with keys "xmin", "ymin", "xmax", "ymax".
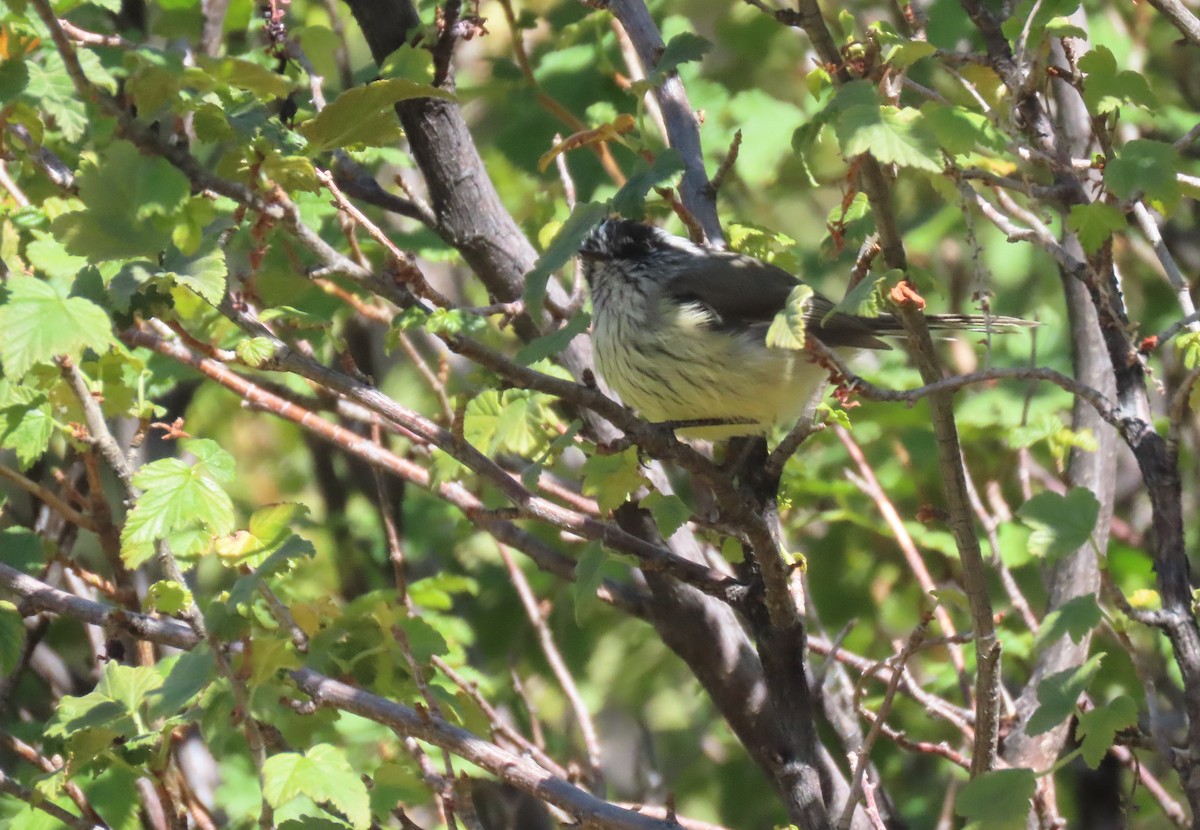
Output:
[
  {"xmin": 159, "ymin": 235, "xmax": 227, "ymax": 305},
  {"xmin": 122, "ymin": 441, "xmax": 237, "ymax": 568},
  {"xmin": 298, "ymin": 78, "xmax": 453, "ymax": 153},
  {"xmin": 215, "ymin": 502, "xmax": 311, "ymax": 569},
  {"xmin": 1027, "ymin": 654, "xmax": 1104, "ymax": 736},
  {"xmin": 524, "ymin": 201, "xmax": 610, "ymax": 314},
  {"xmin": 52, "ymin": 142, "xmax": 190, "ymax": 261},
  {"xmin": 1079, "ymin": 47, "xmax": 1158, "ymax": 115},
  {"xmin": 581, "ymin": 447, "xmax": 646, "ymax": 513},
  {"xmin": 1067, "ymin": 202, "xmax": 1126, "ymax": 254},
  {"xmin": 1016, "ymin": 487, "xmax": 1100, "ymax": 560},
  {"xmin": 464, "ymin": 390, "xmax": 545, "ymax": 456},
  {"xmin": 824, "ymin": 272, "xmax": 888, "ymax": 322},
  {"xmin": 515, "ymin": 312, "xmax": 590, "ymax": 366},
  {"xmin": 835, "ymin": 105, "xmax": 943, "ymax": 172},
  {"xmin": 0, "ymin": 386, "xmax": 53, "ymax": 468},
  {"xmin": 261, "ymin": 153, "xmax": 320, "ymax": 192},
  {"xmin": 1076, "ymin": 696, "xmax": 1138, "ymax": 768},
  {"xmin": 262, "ymin": 744, "xmax": 371, "ymax": 830},
  {"xmin": 572, "ymin": 542, "xmax": 607, "ymax": 623},
  {"xmin": 611, "ymin": 149, "xmax": 685, "ymax": 218},
  {"xmin": 641, "ymin": 491, "xmax": 690, "ymax": 537},
  {"xmin": 145, "ymin": 580, "xmax": 193, "ymax": 615},
  {"xmin": 25, "ymin": 234, "xmax": 88, "ymax": 280},
  {"xmin": 0, "ymin": 277, "xmax": 116, "ymax": 379},
  {"xmin": 650, "ymin": 32, "xmax": 711, "ymax": 82},
  {"xmin": 237, "ymin": 336, "xmax": 278, "ymax": 367},
  {"xmin": 1034, "ymin": 594, "xmax": 1101, "ymax": 652},
  {"xmin": 26, "ymin": 52, "xmax": 87, "ymax": 141},
  {"xmin": 1105, "ymin": 140, "xmax": 1180, "ymax": 207},
  {"xmin": 767, "ymin": 284, "xmax": 814, "ymax": 349},
  {"xmin": 955, "ymin": 768, "xmax": 1036, "ymax": 830}
]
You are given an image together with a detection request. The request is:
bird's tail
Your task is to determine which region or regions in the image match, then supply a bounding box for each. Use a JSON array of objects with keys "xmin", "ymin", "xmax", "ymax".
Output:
[{"xmin": 868, "ymin": 313, "xmax": 1036, "ymax": 334}]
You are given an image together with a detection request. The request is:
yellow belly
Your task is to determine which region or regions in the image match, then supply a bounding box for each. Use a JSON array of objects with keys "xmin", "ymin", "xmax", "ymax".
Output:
[{"xmin": 592, "ymin": 307, "xmax": 825, "ymax": 440}]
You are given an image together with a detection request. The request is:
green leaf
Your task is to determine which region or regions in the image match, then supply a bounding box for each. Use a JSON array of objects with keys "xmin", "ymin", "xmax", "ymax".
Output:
[
  {"xmin": 1067, "ymin": 202, "xmax": 1126, "ymax": 254},
  {"xmin": 26, "ymin": 52, "xmax": 87, "ymax": 141},
  {"xmin": 0, "ymin": 277, "xmax": 116, "ymax": 379},
  {"xmin": 237, "ymin": 336, "xmax": 279, "ymax": 368},
  {"xmin": 51, "ymin": 141, "xmax": 191, "ymax": 261},
  {"xmin": 464, "ymin": 390, "xmax": 545, "ymax": 456},
  {"xmin": 1026, "ymin": 654, "xmax": 1104, "ymax": 736},
  {"xmin": 955, "ymin": 768, "xmax": 1036, "ymax": 830},
  {"xmin": 649, "ymin": 32, "xmax": 711, "ymax": 82},
  {"xmin": 572, "ymin": 542, "xmax": 608, "ymax": 623},
  {"xmin": 0, "ymin": 385, "xmax": 53, "ymax": 468},
  {"xmin": 122, "ymin": 440, "xmax": 237, "ymax": 568},
  {"xmin": 515, "ymin": 312, "xmax": 590, "ymax": 366},
  {"xmin": 159, "ymin": 234, "xmax": 228, "ymax": 305},
  {"xmin": 0, "ymin": 601, "xmax": 24, "ymax": 676},
  {"xmin": 196, "ymin": 55, "xmax": 294, "ymax": 99},
  {"xmin": 581, "ymin": 447, "xmax": 646, "ymax": 513},
  {"xmin": 641, "ymin": 491, "xmax": 691, "ymax": 538},
  {"xmin": 145, "ymin": 580, "xmax": 193, "ymax": 615},
  {"xmin": 824, "ymin": 272, "xmax": 888, "ymax": 322},
  {"xmin": 766, "ymin": 284, "xmax": 814, "ymax": 349},
  {"xmin": 524, "ymin": 201, "xmax": 610, "ymax": 314},
  {"xmin": 921, "ymin": 103, "xmax": 1008, "ymax": 155},
  {"xmin": 1034, "ymin": 594, "xmax": 1102, "ymax": 652},
  {"xmin": 1078, "ymin": 47, "xmax": 1158, "ymax": 115},
  {"xmin": 369, "ymin": 762, "xmax": 428, "ymax": 821},
  {"xmin": 262, "ymin": 744, "xmax": 371, "ymax": 830},
  {"xmin": 408, "ymin": 573, "xmax": 478, "ymax": 611},
  {"xmin": 886, "ymin": 39, "xmax": 937, "ymax": 67},
  {"xmin": 1016, "ymin": 487, "xmax": 1101, "ymax": 560},
  {"xmin": 1105, "ymin": 139, "xmax": 1181, "ymax": 207},
  {"xmin": 835, "ymin": 105, "xmax": 942, "ymax": 172},
  {"xmin": 610, "ymin": 150, "xmax": 684, "ymax": 218},
  {"xmin": 1076, "ymin": 696, "xmax": 1138, "ymax": 768},
  {"xmin": 146, "ymin": 647, "xmax": 216, "ymax": 719},
  {"xmin": 1000, "ymin": 0, "xmax": 1079, "ymax": 49},
  {"xmin": 1177, "ymin": 332, "xmax": 1200, "ymax": 370},
  {"xmin": 398, "ymin": 615, "xmax": 448, "ymax": 663},
  {"xmin": 215, "ymin": 502, "xmax": 312, "ymax": 569},
  {"xmin": 0, "ymin": 527, "xmax": 45, "ymax": 573},
  {"xmin": 25, "ymin": 233, "xmax": 89, "ymax": 280},
  {"xmin": 298, "ymin": 78, "xmax": 454, "ymax": 153}
]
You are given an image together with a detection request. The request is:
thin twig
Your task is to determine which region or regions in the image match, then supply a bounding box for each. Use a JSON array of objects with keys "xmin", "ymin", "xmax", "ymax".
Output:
[{"xmin": 498, "ymin": 544, "xmax": 606, "ymax": 793}]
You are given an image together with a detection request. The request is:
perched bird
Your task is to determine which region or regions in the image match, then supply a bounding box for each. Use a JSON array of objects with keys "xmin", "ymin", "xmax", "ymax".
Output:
[{"xmin": 578, "ymin": 218, "xmax": 1029, "ymax": 440}]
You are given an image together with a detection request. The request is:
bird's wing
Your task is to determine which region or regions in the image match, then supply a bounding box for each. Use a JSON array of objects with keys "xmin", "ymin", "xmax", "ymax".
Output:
[{"xmin": 664, "ymin": 253, "xmax": 891, "ymax": 349}]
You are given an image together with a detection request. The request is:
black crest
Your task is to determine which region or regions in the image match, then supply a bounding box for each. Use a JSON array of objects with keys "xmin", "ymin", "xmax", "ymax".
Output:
[{"xmin": 579, "ymin": 219, "xmax": 664, "ymax": 262}]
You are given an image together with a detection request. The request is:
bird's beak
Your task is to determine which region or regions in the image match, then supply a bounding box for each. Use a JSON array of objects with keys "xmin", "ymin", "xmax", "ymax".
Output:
[{"xmin": 578, "ymin": 238, "xmax": 606, "ymax": 261}]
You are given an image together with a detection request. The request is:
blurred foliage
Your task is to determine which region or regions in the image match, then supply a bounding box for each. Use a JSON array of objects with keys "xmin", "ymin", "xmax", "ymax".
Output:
[{"xmin": 1, "ymin": 0, "xmax": 1199, "ymax": 827}]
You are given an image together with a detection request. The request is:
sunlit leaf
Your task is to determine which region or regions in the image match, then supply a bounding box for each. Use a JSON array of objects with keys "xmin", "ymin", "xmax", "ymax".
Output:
[{"xmin": 0, "ymin": 277, "xmax": 115, "ymax": 379}]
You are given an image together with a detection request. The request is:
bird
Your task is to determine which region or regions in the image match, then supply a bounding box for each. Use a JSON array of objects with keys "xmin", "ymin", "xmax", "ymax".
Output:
[{"xmin": 577, "ymin": 218, "xmax": 1030, "ymax": 440}]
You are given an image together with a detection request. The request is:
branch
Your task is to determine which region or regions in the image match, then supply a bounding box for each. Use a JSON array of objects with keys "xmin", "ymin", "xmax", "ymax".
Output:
[
  {"xmin": 0, "ymin": 464, "xmax": 98, "ymax": 533},
  {"xmin": 0, "ymin": 563, "xmax": 681, "ymax": 830},
  {"xmin": 606, "ymin": 0, "xmax": 722, "ymax": 244},
  {"xmin": 1146, "ymin": 0, "xmax": 1200, "ymax": 45}
]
